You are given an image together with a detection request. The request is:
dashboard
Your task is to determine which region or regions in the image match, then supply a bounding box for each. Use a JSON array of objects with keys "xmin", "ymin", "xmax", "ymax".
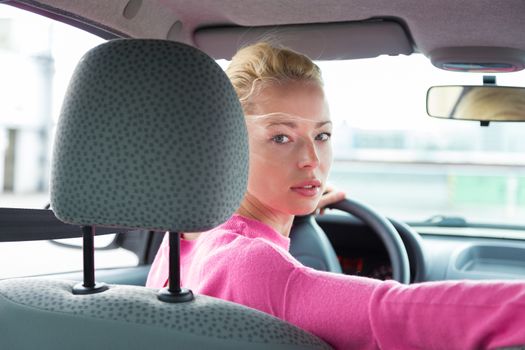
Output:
[
  {"xmin": 316, "ymin": 214, "xmax": 525, "ymax": 283},
  {"xmin": 337, "ymin": 255, "xmax": 393, "ymax": 280}
]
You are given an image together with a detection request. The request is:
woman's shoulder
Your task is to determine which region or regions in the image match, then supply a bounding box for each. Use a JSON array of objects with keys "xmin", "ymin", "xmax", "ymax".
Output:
[
  {"xmin": 220, "ymin": 234, "xmax": 300, "ymax": 274},
  {"xmin": 200, "ymin": 215, "xmax": 299, "ymax": 270}
]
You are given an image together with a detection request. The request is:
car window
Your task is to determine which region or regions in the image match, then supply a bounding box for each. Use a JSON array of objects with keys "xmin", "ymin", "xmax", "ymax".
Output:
[
  {"xmin": 319, "ymin": 56, "xmax": 525, "ymax": 225},
  {"xmin": 0, "ymin": 5, "xmax": 104, "ymax": 209},
  {"xmin": 0, "ymin": 5, "xmax": 138, "ymax": 278}
]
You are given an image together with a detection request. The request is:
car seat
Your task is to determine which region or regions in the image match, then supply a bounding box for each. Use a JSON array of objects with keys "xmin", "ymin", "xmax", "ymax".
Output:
[{"xmin": 0, "ymin": 39, "xmax": 331, "ymax": 350}]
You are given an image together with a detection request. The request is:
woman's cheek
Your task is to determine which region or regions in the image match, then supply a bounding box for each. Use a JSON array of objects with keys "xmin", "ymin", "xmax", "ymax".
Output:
[
  {"xmin": 324, "ymin": 146, "xmax": 333, "ymax": 172},
  {"xmin": 319, "ymin": 142, "xmax": 332, "ymax": 172},
  {"xmin": 248, "ymin": 142, "xmax": 280, "ymax": 186},
  {"xmin": 251, "ymin": 138, "xmax": 294, "ymax": 166}
]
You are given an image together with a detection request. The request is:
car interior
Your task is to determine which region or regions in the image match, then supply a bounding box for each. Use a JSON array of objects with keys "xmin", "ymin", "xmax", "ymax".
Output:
[{"xmin": 1, "ymin": 1, "xmax": 525, "ymax": 349}]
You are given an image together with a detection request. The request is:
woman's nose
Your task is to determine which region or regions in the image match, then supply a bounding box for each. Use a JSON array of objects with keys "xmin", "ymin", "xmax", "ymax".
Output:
[{"xmin": 297, "ymin": 140, "xmax": 320, "ymax": 169}]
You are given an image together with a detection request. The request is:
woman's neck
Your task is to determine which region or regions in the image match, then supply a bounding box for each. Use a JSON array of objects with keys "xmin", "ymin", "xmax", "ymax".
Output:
[{"xmin": 236, "ymin": 193, "xmax": 294, "ymax": 237}]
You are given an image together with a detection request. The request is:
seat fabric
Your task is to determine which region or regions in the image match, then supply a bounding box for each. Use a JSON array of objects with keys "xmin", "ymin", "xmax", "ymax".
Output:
[{"xmin": 0, "ymin": 278, "xmax": 330, "ymax": 349}]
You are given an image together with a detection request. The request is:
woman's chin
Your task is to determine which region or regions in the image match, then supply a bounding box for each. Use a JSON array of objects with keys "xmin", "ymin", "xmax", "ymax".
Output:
[{"xmin": 289, "ymin": 205, "xmax": 318, "ymax": 216}]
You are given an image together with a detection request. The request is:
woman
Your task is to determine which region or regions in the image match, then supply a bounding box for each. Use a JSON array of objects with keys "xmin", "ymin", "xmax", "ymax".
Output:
[{"xmin": 147, "ymin": 42, "xmax": 525, "ymax": 349}]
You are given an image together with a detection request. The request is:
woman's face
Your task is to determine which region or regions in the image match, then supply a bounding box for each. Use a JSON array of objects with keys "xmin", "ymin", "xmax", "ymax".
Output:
[{"xmin": 245, "ymin": 80, "xmax": 332, "ymax": 215}]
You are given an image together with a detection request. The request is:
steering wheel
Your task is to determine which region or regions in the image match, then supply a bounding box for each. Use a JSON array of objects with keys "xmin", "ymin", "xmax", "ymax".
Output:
[{"xmin": 290, "ymin": 198, "xmax": 411, "ymax": 284}]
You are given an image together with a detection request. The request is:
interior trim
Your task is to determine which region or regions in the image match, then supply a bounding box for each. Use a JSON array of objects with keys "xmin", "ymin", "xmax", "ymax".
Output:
[
  {"xmin": 7, "ymin": 0, "xmax": 126, "ymax": 39},
  {"xmin": 416, "ymin": 226, "xmax": 525, "ymax": 240},
  {"xmin": 0, "ymin": 208, "xmax": 125, "ymax": 242}
]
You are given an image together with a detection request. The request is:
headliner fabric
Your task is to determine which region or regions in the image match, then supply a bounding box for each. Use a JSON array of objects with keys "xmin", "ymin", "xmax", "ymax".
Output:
[
  {"xmin": 16, "ymin": 0, "xmax": 525, "ymax": 59},
  {"xmin": 51, "ymin": 39, "xmax": 248, "ymax": 232}
]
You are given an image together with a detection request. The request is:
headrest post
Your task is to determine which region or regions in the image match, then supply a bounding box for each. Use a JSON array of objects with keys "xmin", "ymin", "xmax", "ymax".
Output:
[
  {"xmin": 72, "ymin": 226, "xmax": 108, "ymax": 295},
  {"xmin": 83, "ymin": 225, "xmax": 96, "ymax": 288},
  {"xmin": 158, "ymin": 231, "xmax": 194, "ymax": 303}
]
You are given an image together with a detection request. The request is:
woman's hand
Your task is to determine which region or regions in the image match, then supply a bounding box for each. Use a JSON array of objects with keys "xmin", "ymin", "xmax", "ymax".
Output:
[{"xmin": 316, "ymin": 185, "xmax": 345, "ymax": 215}]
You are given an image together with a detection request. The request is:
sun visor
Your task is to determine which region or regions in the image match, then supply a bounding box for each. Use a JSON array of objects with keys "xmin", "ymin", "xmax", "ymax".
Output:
[{"xmin": 194, "ymin": 21, "xmax": 413, "ymax": 60}]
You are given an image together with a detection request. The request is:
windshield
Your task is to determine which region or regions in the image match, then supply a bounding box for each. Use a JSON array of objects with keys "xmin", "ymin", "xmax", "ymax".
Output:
[{"xmin": 317, "ymin": 56, "xmax": 525, "ymax": 225}]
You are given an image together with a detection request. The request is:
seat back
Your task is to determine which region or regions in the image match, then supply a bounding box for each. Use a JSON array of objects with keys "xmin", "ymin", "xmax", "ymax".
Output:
[
  {"xmin": 0, "ymin": 279, "xmax": 329, "ymax": 349},
  {"xmin": 0, "ymin": 39, "xmax": 331, "ymax": 349}
]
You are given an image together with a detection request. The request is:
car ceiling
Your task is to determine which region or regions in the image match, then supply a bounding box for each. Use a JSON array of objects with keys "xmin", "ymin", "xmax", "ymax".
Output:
[{"xmin": 6, "ymin": 0, "xmax": 525, "ymax": 63}]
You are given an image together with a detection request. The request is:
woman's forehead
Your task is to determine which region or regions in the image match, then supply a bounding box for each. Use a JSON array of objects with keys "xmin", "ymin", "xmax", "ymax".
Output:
[{"xmin": 248, "ymin": 82, "xmax": 330, "ymax": 122}]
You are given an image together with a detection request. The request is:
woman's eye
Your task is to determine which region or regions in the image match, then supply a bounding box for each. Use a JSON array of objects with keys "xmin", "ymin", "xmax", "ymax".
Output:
[
  {"xmin": 315, "ymin": 132, "xmax": 331, "ymax": 141},
  {"xmin": 272, "ymin": 134, "xmax": 291, "ymax": 144}
]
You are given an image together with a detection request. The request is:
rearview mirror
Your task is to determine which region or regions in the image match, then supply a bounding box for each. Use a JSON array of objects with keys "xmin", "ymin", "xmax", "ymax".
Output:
[{"xmin": 427, "ymin": 86, "xmax": 525, "ymax": 122}]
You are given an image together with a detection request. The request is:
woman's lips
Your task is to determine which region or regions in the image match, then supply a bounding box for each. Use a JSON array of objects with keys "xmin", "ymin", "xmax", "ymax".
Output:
[{"xmin": 291, "ymin": 180, "xmax": 322, "ymax": 197}]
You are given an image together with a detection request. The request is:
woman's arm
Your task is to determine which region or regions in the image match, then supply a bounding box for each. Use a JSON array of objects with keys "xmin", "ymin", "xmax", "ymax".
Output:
[
  {"xmin": 284, "ymin": 266, "xmax": 525, "ymax": 349},
  {"xmin": 370, "ymin": 279, "xmax": 525, "ymax": 349},
  {"xmin": 236, "ymin": 242, "xmax": 525, "ymax": 350}
]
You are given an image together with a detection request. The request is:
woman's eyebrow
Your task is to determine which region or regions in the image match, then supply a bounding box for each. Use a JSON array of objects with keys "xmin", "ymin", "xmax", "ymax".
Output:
[
  {"xmin": 317, "ymin": 121, "xmax": 332, "ymax": 128},
  {"xmin": 266, "ymin": 120, "xmax": 297, "ymax": 128},
  {"xmin": 266, "ymin": 120, "xmax": 332, "ymax": 128}
]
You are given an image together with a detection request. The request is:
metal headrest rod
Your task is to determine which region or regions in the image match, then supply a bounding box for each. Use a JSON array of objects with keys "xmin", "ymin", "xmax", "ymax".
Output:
[
  {"xmin": 71, "ymin": 228, "xmax": 193, "ymax": 301},
  {"xmin": 157, "ymin": 231, "xmax": 194, "ymax": 303},
  {"xmin": 72, "ymin": 226, "xmax": 108, "ymax": 295}
]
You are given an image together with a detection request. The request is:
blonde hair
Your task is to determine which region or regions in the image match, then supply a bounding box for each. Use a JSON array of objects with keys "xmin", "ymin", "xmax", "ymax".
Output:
[
  {"xmin": 225, "ymin": 42, "xmax": 323, "ymax": 113},
  {"xmin": 454, "ymin": 87, "xmax": 525, "ymax": 121}
]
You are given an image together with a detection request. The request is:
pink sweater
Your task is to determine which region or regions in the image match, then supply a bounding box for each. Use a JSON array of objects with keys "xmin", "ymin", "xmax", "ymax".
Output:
[{"xmin": 146, "ymin": 214, "xmax": 525, "ymax": 349}]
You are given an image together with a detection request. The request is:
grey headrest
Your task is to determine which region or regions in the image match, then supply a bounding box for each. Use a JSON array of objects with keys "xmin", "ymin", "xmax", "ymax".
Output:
[{"xmin": 51, "ymin": 39, "xmax": 248, "ymax": 232}]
